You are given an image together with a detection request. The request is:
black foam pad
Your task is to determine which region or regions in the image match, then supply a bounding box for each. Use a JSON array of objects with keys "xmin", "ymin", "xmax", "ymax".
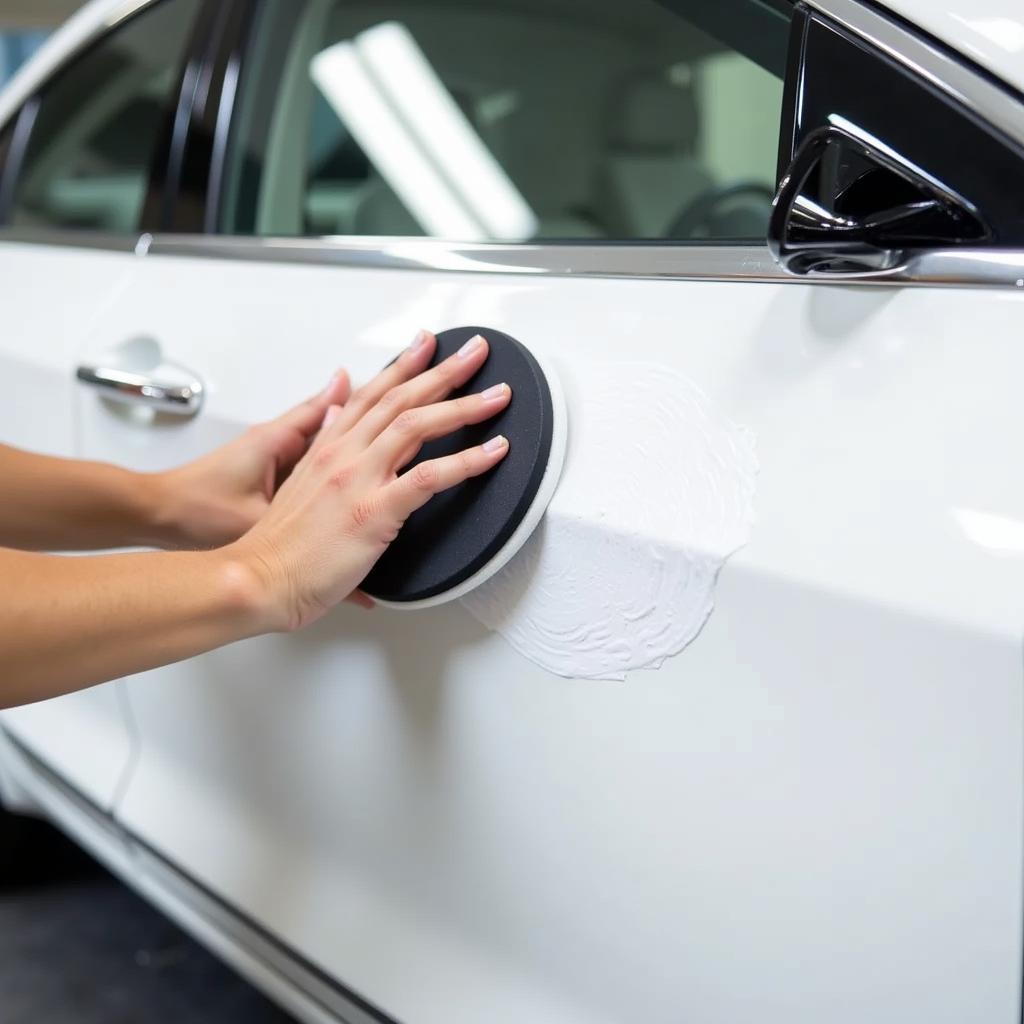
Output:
[{"xmin": 361, "ymin": 326, "xmax": 554, "ymax": 603}]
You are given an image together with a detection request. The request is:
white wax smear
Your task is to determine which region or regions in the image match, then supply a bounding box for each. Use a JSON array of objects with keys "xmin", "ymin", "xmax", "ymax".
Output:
[{"xmin": 460, "ymin": 360, "xmax": 757, "ymax": 680}]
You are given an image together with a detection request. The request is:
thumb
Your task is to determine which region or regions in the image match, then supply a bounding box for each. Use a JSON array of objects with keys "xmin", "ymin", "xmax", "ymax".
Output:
[{"xmin": 274, "ymin": 369, "xmax": 352, "ymax": 440}]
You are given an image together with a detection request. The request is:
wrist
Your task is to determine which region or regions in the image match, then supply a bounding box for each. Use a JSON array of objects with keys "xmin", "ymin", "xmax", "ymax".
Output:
[
  {"xmin": 208, "ymin": 544, "xmax": 290, "ymax": 636},
  {"xmin": 217, "ymin": 538, "xmax": 295, "ymax": 634},
  {"xmin": 134, "ymin": 470, "xmax": 185, "ymax": 549}
]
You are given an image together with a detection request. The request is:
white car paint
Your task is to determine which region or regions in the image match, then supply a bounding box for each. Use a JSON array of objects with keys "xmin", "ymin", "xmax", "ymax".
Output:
[
  {"xmin": 2, "ymin": 2, "xmax": 1024, "ymax": 1024},
  {"xmin": 879, "ymin": 0, "xmax": 1024, "ymax": 94},
  {"xmin": 56, "ymin": 250, "xmax": 1022, "ymax": 1024},
  {"xmin": 0, "ymin": 245, "xmax": 136, "ymax": 810}
]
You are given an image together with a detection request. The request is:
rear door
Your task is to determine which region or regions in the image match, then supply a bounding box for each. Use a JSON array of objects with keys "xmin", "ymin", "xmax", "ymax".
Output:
[
  {"xmin": 0, "ymin": 0, "xmax": 203, "ymax": 808},
  {"xmin": 91, "ymin": 1, "xmax": 1024, "ymax": 1021}
]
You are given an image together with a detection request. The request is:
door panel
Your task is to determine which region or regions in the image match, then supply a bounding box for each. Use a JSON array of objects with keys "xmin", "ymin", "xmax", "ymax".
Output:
[
  {"xmin": 0, "ymin": 242, "xmax": 137, "ymax": 807},
  {"xmin": 87, "ymin": 253, "xmax": 1024, "ymax": 1023}
]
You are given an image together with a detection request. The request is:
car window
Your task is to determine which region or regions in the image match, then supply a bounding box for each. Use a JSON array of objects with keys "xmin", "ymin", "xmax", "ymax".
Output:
[
  {"xmin": 7, "ymin": 0, "xmax": 200, "ymax": 233},
  {"xmin": 220, "ymin": 0, "xmax": 791, "ymax": 243}
]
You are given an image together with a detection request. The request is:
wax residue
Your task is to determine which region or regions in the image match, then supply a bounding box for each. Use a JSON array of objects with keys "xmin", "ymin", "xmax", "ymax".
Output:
[{"xmin": 460, "ymin": 361, "xmax": 757, "ymax": 680}]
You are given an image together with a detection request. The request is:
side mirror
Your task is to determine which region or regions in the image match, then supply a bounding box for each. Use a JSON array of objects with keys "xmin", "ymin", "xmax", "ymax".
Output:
[{"xmin": 768, "ymin": 122, "xmax": 989, "ymax": 275}]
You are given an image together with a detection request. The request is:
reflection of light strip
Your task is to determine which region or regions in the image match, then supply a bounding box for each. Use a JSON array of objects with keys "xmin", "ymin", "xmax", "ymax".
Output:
[
  {"xmin": 952, "ymin": 508, "xmax": 1024, "ymax": 555},
  {"xmin": 356, "ymin": 22, "xmax": 537, "ymax": 242},
  {"xmin": 794, "ymin": 193, "xmax": 854, "ymax": 227},
  {"xmin": 382, "ymin": 241, "xmax": 545, "ymax": 274},
  {"xmin": 310, "ymin": 43, "xmax": 484, "ymax": 239},
  {"xmin": 827, "ymin": 113, "xmax": 954, "ymax": 203}
]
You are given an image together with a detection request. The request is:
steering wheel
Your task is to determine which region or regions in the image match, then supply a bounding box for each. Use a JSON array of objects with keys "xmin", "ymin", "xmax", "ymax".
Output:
[{"xmin": 665, "ymin": 181, "xmax": 777, "ymax": 240}]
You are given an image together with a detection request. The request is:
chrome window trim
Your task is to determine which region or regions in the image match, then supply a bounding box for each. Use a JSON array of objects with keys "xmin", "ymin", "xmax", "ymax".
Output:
[
  {"xmin": 807, "ymin": 0, "xmax": 1024, "ymax": 154},
  {"xmin": 4, "ymin": 229, "xmax": 1024, "ymax": 288},
  {"xmin": 147, "ymin": 235, "xmax": 1024, "ymax": 288},
  {"xmin": 148, "ymin": 235, "xmax": 796, "ymax": 281}
]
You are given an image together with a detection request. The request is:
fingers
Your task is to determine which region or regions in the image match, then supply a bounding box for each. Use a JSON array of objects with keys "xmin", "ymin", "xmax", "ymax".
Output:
[
  {"xmin": 346, "ymin": 333, "xmax": 491, "ymax": 448},
  {"xmin": 384, "ymin": 435, "xmax": 510, "ymax": 522},
  {"xmin": 260, "ymin": 372, "xmax": 352, "ymax": 491},
  {"xmin": 369, "ymin": 382, "xmax": 511, "ymax": 473},
  {"xmin": 318, "ymin": 329, "xmax": 439, "ymax": 444},
  {"xmin": 276, "ymin": 369, "xmax": 351, "ymax": 440},
  {"xmin": 322, "ymin": 404, "xmax": 342, "ymax": 430}
]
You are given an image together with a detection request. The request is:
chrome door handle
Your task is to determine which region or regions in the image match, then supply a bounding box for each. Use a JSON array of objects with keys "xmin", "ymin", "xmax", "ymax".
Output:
[{"xmin": 75, "ymin": 364, "xmax": 204, "ymax": 417}]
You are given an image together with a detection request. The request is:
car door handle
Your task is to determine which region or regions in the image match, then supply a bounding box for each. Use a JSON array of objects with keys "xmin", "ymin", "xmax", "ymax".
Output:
[{"xmin": 75, "ymin": 363, "xmax": 204, "ymax": 417}]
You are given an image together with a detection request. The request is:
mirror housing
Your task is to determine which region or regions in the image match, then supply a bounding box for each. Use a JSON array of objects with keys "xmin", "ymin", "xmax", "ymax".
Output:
[{"xmin": 768, "ymin": 122, "xmax": 989, "ymax": 275}]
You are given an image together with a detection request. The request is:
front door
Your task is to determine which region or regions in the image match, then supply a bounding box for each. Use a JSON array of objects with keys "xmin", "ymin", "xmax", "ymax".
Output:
[{"xmin": 80, "ymin": 1, "xmax": 1024, "ymax": 1021}]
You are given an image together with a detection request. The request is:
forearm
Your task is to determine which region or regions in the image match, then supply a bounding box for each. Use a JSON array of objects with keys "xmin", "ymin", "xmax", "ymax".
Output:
[
  {"xmin": 0, "ymin": 444, "xmax": 165, "ymax": 551},
  {"xmin": 0, "ymin": 545, "xmax": 276, "ymax": 708}
]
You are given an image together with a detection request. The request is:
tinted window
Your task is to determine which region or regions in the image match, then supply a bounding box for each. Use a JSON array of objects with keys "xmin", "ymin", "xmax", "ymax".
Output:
[
  {"xmin": 221, "ymin": 0, "xmax": 791, "ymax": 242},
  {"xmin": 9, "ymin": 0, "xmax": 200, "ymax": 232}
]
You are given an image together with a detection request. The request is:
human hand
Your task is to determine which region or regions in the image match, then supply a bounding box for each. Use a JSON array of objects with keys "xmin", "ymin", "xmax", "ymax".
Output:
[
  {"xmin": 229, "ymin": 329, "xmax": 510, "ymax": 630},
  {"xmin": 149, "ymin": 371, "xmax": 353, "ymax": 550}
]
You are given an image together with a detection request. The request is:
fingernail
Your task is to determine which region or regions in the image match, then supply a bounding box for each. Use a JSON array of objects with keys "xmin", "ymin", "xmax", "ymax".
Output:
[
  {"xmin": 323, "ymin": 405, "xmax": 340, "ymax": 428},
  {"xmin": 458, "ymin": 334, "xmax": 485, "ymax": 359},
  {"xmin": 480, "ymin": 382, "xmax": 508, "ymax": 401},
  {"xmin": 322, "ymin": 371, "xmax": 340, "ymax": 397},
  {"xmin": 407, "ymin": 329, "xmax": 430, "ymax": 353},
  {"xmin": 483, "ymin": 435, "xmax": 508, "ymax": 453}
]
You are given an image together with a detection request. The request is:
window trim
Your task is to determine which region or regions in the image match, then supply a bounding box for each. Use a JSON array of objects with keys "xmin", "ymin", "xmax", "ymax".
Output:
[
  {"xmin": 0, "ymin": 227, "xmax": 1021, "ymax": 290},
  {"xmin": 137, "ymin": 233, "xmax": 1024, "ymax": 289},
  {"xmin": 156, "ymin": 0, "xmax": 257, "ymax": 232},
  {"xmin": 0, "ymin": 95, "xmax": 38, "ymax": 223},
  {"xmin": 139, "ymin": 0, "xmax": 226, "ymax": 232}
]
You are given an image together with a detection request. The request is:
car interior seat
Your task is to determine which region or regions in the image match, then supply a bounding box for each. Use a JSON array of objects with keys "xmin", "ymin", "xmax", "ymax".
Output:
[{"xmin": 595, "ymin": 72, "xmax": 712, "ymax": 239}]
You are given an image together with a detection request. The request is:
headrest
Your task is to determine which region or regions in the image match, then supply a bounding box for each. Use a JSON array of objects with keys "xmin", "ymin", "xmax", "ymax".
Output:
[{"xmin": 607, "ymin": 74, "xmax": 698, "ymax": 153}]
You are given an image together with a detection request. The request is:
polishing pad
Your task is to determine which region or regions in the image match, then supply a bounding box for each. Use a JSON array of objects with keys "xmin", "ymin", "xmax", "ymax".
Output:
[{"xmin": 361, "ymin": 325, "xmax": 566, "ymax": 609}]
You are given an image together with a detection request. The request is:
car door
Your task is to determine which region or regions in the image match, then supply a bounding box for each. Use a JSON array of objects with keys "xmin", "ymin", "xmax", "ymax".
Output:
[
  {"xmin": 0, "ymin": 0, "xmax": 203, "ymax": 809},
  {"xmin": 82, "ymin": 1, "xmax": 1024, "ymax": 1021}
]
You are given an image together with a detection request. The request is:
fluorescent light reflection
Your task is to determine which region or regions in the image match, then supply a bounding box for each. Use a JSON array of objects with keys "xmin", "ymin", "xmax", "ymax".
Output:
[
  {"xmin": 310, "ymin": 42, "xmax": 484, "ymax": 239},
  {"xmin": 311, "ymin": 22, "xmax": 538, "ymax": 242},
  {"xmin": 951, "ymin": 508, "xmax": 1024, "ymax": 556},
  {"xmin": 382, "ymin": 241, "xmax": 545, "ymax": 274},
  {"xmin": 358, "ymin": 22, "xmax": 537, "ymax": 241}
]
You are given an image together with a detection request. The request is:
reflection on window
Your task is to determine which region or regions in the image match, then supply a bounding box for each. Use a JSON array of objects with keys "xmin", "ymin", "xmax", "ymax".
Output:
[
  {"xmin": 223, "ymin": 0, "xmax": 789, "ymax": 243},
  {"xmin": 311, "ymin": 23, "xmax": 537, "ymax": 241}
]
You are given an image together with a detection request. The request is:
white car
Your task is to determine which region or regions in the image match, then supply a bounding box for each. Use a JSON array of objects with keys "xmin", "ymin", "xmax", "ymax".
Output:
[{"xmin": 1, "ymin": 0, "xmax": 1023, "ymax": 1021}]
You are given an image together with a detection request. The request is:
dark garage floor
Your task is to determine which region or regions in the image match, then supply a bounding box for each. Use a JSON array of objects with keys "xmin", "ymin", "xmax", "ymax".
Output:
[{"xmin": 1, "ymin": 816, "xmax": 297, "ymax": 1024}]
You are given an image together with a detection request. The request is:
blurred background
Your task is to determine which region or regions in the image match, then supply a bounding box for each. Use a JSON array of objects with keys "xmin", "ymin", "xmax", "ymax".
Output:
[{"xmin": 0, "ymin": 1, "xmax": 77, "ymax": 87}]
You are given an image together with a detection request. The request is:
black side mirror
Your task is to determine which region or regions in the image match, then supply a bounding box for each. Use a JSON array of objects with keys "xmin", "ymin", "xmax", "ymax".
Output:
[{"xmin": 768, "ymin": 122, "xmax": 990, "ymax": 275}]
